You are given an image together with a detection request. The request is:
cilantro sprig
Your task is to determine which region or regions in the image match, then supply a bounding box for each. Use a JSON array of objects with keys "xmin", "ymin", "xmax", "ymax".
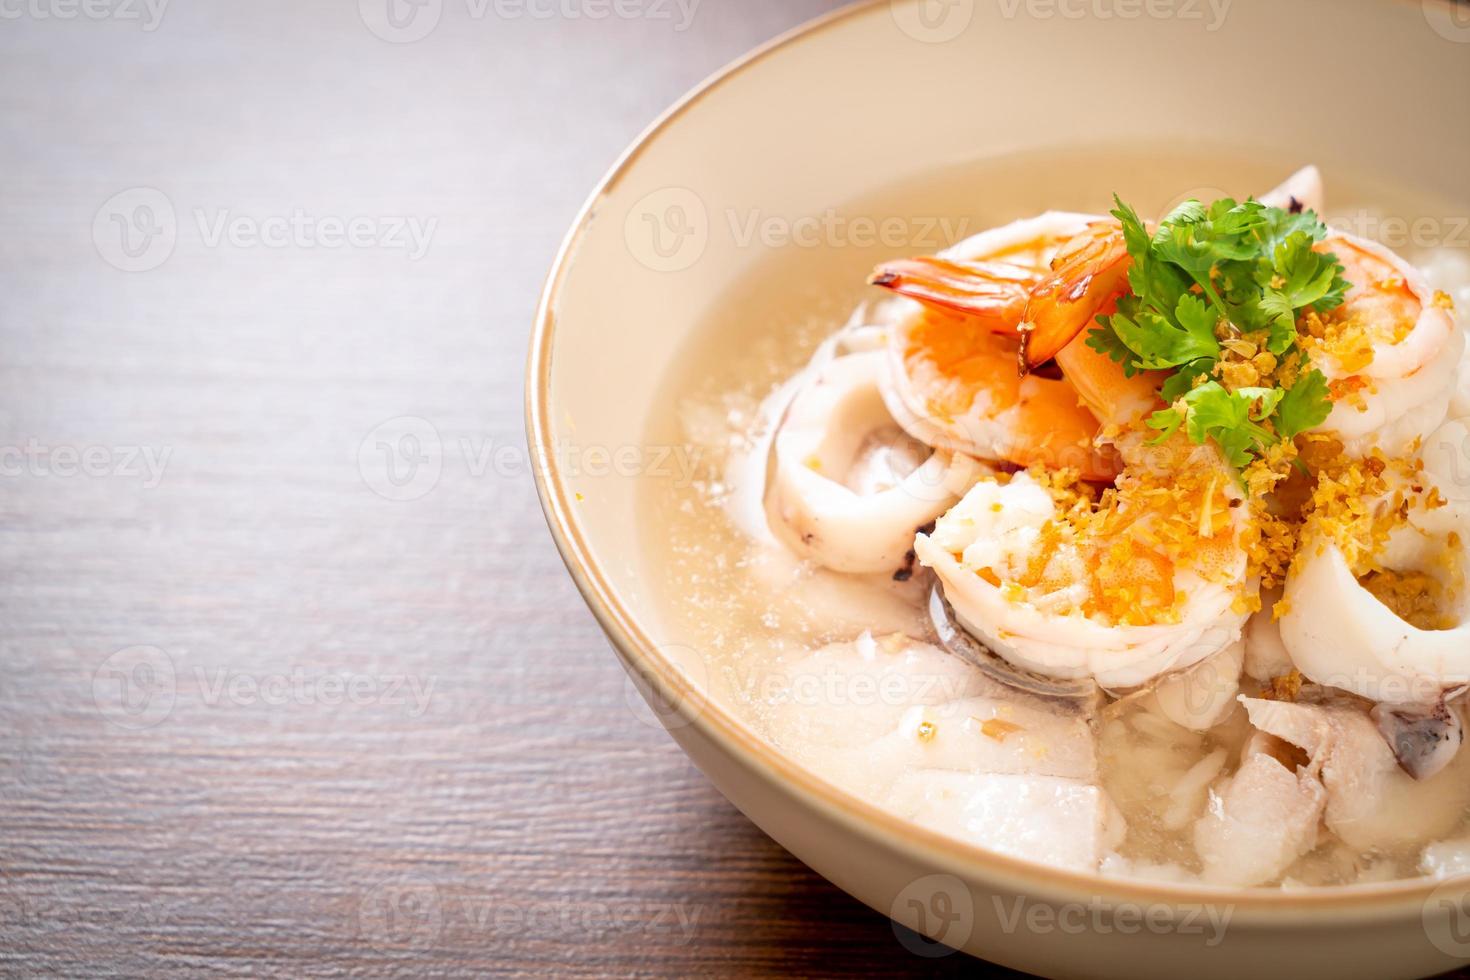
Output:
[{"xmin": 1087, "ymin": 194, "xmax": 1344, "ymax": 470}]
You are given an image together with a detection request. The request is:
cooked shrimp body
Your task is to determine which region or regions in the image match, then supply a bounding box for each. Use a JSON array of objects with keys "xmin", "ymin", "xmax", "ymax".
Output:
[
  {"xmin": 886, "ymin": 214, "xmax": 1246, "ymax": 689},
  {"xmin": 1304, "ymin": 229, "xmax": 1463, "ymax": 456},
  {"xmin": 871, "ymin": 212, "xmax": 1128, "ymax": 482},
  {"xmin": 765, "ymin": 351, "xmax": 985, "ymax": 574},
  {"xmin": 914, "ymin": 428, "xmax": 1251, "ymax": 689}
]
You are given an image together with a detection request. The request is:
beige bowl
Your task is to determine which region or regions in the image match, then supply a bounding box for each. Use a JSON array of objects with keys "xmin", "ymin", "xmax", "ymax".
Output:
[{"xmin": 528, "ymin": 1, "xmax": 1470, "ymax": 975}]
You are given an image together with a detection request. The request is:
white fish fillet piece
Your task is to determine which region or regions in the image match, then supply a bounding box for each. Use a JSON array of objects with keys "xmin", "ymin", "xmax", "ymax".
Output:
[
  {"xmin": 1193, "ymin": 752, "xmax": 1325, "ymax": 887},
  {"xmin": 760, "ymin": 634, "xmax": 1114, "ymax": 868},
  {"xmin": 885, "ymin": 770, "xmax": 1124, "ymax": 874},
  {"xmin": 760, "ymin": 632, "xmax": 993, "ymax": 750},
  {"xmin": 1242, "ymin": 697, "xmax": 1470, "ymax": 850}
]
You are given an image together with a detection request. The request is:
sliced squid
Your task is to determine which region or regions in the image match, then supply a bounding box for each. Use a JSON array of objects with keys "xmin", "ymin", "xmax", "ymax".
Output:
[
  {"xmin": 1258, "ymin": 164, "xmax": 1324, "ymax": 214},
  {"xmin": 1243, "ymin": 590, "xmax": 1294, "ymax": 684},
  {"xmin": 765, "ymin": 351, "xmax": 983, "ymax": 574},
  {"xmin": 1280, "ymin": 418, "xmax": 1470, "ymax": 707},
  {"xmin": 1372, "ymin": 699, "xmax": 1464, "ymax": 781}
]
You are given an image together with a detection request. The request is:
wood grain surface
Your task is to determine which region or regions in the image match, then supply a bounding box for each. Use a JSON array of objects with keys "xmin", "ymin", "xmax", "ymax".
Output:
[{"xmin": 0, "ymin": 0, "xmax": 1031, "ymax": 975}]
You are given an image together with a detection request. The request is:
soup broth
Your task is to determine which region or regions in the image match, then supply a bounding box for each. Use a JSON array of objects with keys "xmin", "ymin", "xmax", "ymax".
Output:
[{"xmin": 637, "ymin": 146, "xmax": 1470, "ymax": 887}]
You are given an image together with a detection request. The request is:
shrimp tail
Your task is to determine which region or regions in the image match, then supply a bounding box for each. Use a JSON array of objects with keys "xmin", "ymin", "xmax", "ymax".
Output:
[
  {"xmin": 868, "ymin": 256, "xmax": 1034, "ymax": 334},
  {"xmin": 1018, "ymin": 225, "xmax": 1132, "ymax": 372}
]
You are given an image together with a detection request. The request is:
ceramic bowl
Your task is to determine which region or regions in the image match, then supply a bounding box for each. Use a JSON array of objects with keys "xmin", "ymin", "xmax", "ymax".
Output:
[{"xmin": 528, "ymin": 2, "xmax": 1470, "ymax": 975}]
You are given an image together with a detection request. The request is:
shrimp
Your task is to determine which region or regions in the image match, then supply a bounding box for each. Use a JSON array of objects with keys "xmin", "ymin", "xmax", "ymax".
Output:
[
  {"xmin": 1302, "ymin": 229, "xmax": 1463, "ymax": 456},
  {"xmin": 874, "ymin": 215, "xmax": 1243, "ymax": 688},
  {"xmin": 869, "ymin": 212, "xmax": 1135, "ymax": 482},
  {"xmin": 1018, "ymin": 221, "xmax": 1133, "ymax": 370},
  {"xmin": 863, "ymin": 171, "xmax": 1342, "ymax": 688},
  {"xmin": 910, "ymin": 330, "xmax": 1245, "ymax": 689}
]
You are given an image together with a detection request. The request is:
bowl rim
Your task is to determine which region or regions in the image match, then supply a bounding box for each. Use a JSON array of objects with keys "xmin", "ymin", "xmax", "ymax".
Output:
[{"xmin": 526, "ymin": 0, "xmax": 1469, "ymax": 921}]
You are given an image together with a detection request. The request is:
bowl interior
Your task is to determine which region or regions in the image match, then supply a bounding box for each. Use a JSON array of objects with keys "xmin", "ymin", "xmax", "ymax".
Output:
[{"xmin": 532, "ymin": 0, "xmax": 1470, "ymax": 908}]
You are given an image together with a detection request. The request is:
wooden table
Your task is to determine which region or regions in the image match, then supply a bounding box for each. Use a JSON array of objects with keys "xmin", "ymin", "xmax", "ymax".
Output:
[{"xmin": 0, "ymin": 0, "xmax": 1023, "ymax": 974}]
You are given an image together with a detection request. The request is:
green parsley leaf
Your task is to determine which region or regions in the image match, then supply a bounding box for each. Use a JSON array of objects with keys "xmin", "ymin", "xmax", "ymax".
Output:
[
  {"xmin": 1267, "ymin": 230, "xmax": 1350, "ymax": 313},
  {"xmin": 1087, "ymin": 191, "xmax": 1352, "ymax": 472},
  {"xmin": 1146, "ymin": 406, "xmax": 1184, "ymax": 444},
  {"xmin": 1162, "ymin": 382, "xmax": 1280, "ymax": 469},
  {"xmin": 1275, "ymin": 369, "xmax": 1333, "ymax": 439},
  {"xmin": 1085, "ymin": 324, "xmax": 1139, "ymax": 374},
  {"xmin": 1103, "ymin": 295, "xmax": 1220, "ymax": 371},
  {"xmin": 1159, "ymin": 360, "xmax": 1211, "ymax": 403}
]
